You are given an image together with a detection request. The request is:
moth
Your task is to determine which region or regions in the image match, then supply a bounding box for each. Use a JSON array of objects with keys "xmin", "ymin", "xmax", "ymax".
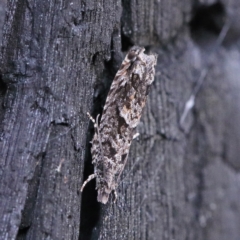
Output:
[{"xmin": 81, "ymin": 46, "xmax": 157, "ymax": 204}]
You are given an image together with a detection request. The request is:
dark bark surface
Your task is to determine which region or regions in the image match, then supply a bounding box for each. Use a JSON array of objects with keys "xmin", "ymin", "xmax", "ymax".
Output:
[{"xmin": 0, "ymin": 1, "xmax": 240, "ymax": 240}]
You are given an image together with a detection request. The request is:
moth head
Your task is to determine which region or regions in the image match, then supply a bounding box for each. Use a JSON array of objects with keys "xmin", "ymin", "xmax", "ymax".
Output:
[{"xmin": 127, "ymin": 46, "xmax": 145, "ymax": 62}]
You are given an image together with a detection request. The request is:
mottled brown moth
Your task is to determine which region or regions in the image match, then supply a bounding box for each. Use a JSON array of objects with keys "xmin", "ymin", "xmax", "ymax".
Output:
[{"xmin": 81, "ymin": 46, "xmax": 157, "ymax": 204}]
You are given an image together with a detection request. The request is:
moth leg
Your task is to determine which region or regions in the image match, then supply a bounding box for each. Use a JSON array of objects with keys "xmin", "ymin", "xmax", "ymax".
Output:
[
  {"xmin": 87, "ymin": 112, "xmax": 97, "ymax": 126},
  {"xmin": 113, "ymin": 190, "xmax": 118, "ymax": 203},
  {"xmin": 87, "ymin": 112, "xmax": 105, "ymax": 163},
  {"xmin": 81, "ymin": 174, "xmax": 96, "ymax": 192},
  {"xmin": 87, "ymin": 112, "xmax": 101, "ymax": 132},
  {"xmin": 133, "ymin": 133, "xmax": 140, "ymax": 139}
]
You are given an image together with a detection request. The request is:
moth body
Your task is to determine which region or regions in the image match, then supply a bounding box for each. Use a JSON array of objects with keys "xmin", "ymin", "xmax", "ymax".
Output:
[{"xmin": 81, "ymin": 46, "xmax": 157, "ymax": 204}]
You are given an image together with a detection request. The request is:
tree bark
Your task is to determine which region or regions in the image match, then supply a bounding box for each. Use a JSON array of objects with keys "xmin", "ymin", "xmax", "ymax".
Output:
[{"xmin": 0, "ymin": 0, "xmax": 240, "ymax": 240}]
